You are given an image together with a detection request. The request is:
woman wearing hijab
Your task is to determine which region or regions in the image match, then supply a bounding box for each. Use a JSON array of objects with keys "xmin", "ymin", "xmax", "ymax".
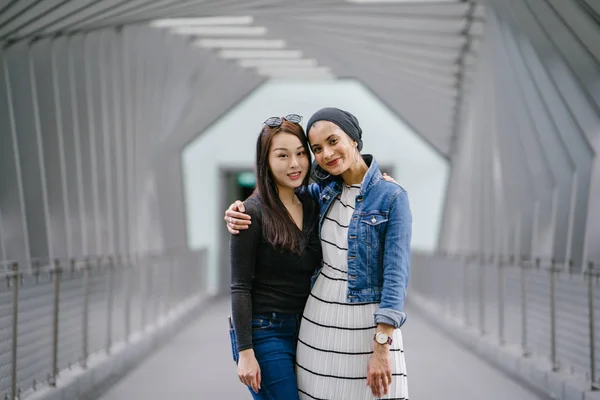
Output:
[{"xmin": 226, "ymin": 107, "xmax": 411, "ymax": 399}]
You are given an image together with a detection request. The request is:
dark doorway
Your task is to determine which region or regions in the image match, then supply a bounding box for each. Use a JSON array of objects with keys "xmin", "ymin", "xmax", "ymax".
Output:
[{"xmin": 218, "ymin": 169, "xmax": 256, "ymax": 294}]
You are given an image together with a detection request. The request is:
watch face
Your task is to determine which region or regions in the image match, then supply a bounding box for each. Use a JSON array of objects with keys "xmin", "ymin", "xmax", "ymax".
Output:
[{"xmin": 375, "ymin": 332, "xmax": 387, "ymax": 344}]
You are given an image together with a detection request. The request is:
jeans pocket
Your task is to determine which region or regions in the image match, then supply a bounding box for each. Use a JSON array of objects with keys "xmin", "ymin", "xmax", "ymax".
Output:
[
  {"xmin": 251, "ymin": 317, "xmax": 273, "ymax": 330},
  {"xmin": 229, "ymin": 327, "xmax": 239, "ymax": 364}
]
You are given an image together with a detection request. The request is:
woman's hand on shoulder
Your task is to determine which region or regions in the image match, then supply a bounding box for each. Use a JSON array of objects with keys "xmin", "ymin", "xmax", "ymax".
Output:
[
  {"xmin": 237, "ymin": 349, "xmax": 261, "ymax": 393},
  {"xmin": 382, "ymin": 172, "xmax": 398, "ymax": 185},
  {"xmin": 225, "ymin": 200, "xmax": 252, "ymax": 234}
]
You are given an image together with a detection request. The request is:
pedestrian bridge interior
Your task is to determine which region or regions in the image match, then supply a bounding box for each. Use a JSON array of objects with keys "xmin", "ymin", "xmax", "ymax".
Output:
[{"xmin": 0, "ymin": 1, "xmax": 599, "ymax": 399}]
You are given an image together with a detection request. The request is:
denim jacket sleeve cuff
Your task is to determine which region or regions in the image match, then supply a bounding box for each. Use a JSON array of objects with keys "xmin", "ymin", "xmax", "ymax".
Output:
[{"xmin": 374, "ymin": 308, "xmax": 407, "ymax": 328}]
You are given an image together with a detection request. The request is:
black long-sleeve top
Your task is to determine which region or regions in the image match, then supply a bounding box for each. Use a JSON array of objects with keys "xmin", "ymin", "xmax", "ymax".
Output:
[{"xmin": 230, "ymin": 194, "xmax": 322, "ymax": 352}]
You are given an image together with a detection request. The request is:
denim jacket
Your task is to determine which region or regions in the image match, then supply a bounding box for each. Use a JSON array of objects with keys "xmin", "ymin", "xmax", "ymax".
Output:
[{"xmin": 307, "ymin": 155, "xmax": 412, "ymax": 328}]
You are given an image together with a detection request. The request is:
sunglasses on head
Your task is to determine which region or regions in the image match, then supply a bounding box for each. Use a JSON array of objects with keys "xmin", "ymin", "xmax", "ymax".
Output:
[{"xmin": 263, "ymin": 114, "xmax": 303, "ymax": 127}]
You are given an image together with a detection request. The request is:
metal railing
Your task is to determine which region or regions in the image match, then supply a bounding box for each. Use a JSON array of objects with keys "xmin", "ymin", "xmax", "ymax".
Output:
[
  {"xmin": 410, "ymin": 252, "xmax": 599, "ymax": 391},
  {"xmin": 0, "ymin": 248, "xmax": 206, "ymax": 400}
]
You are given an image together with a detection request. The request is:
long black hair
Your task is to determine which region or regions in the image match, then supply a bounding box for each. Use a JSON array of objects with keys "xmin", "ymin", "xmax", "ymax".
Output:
[{"xmin": 253, "ymin": 120, "xmax": 312, "ymax": 254}]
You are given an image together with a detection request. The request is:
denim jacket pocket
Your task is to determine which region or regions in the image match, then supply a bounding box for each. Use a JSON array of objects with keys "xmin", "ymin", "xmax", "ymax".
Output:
[{"xmin": 359, "ymin": 213, "xmax": 388, "ymax": 250}]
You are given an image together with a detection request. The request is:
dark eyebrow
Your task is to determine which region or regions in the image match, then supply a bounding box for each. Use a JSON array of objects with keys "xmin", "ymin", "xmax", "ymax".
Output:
[
  {"xmin": 311, "ymin": 134, "xmax": 337, "ymax": 148},
  {"xmin": 273, "ymin": 146, "xmax": 304, "ymax": 151}
]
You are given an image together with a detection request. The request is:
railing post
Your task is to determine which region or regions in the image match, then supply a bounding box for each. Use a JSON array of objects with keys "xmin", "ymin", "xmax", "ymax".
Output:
[
  {"xmin": 155, "ymin": 256, "xmax": 160, "ymax": 319},
  {"xmin": 81, "ymin": 259, "xmax": 90, "ymax": 368},
  {"xmin": 549, "ymin": 258, "xmax": 559, "ymax": 371},
  {"xmin": 463, "ymin": 255, "xmax": 470, "ymax": 327},
  {"xmin": 33, "ymin": 259, "xmax": 40, "ymax": 283},
  {"xmin": 141, "ymin": 254, "xmax": 147, "ymax": 330},
  {"xmin": 198, "ymin": 250, "xmax": 204, "ymax": 294},
  {"xmin": 151, "ymin": 254, "xmax": 157, "ymax": 323},
  {"xmin": 498, "ymin": 254, "xmax": 505, "ymax": 346},
  {"xmin": 106, "ymin": 256, "xmax": 114, "ymax": 354},
  {"xmin": 175, "ymin": 252, "xmax": 181, "ymax": 305},
  {"xmin": 124, "ymin": 254, "xmax": 131, "ymax": 342},
  {"xmin": 588, "ymin": 261, "xmax": 598, "ymax": 391},
  {"xmin": 10, "ymin": 262, "xmax": 19, "ymax": 400},
  {"xmin": 149, "ymin": 255, "xmax": 156, "ymax": 324},
  {"xmin": 521, "ymin": 255, "xmax": 530, "ymax": 357},
  {"xmin": 158, "ymin": 255, "xmax": 165, "ymax": 319},
  {"xmin": 199, "ymin": 250, "xmax": 205, "ymax": 295},
  {"xmin": 168, "ymin": 251, "xmax": 174, "ymax": 314},
  {"xmin": 479, "ymin": 254, "xmax": 485, "ymax": 335},
  {"xmin": 50, "ymin": 259, "xmax": 61, "ymax": 387}
]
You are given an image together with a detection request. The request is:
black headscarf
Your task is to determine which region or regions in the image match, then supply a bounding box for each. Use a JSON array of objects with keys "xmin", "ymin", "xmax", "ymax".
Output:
[
  {"xmin": 306, "ymin": 107, "xmax": 363, "ymax": 151},
  {"xmin": 306, "ymin": 107, "xmax": 364, "ymax": 183}
]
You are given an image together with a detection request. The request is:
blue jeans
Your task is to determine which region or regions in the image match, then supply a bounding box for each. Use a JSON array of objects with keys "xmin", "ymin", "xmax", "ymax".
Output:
[{"xmin": 229, "ymin": 312, "xmax": 301, "ymax": 400}]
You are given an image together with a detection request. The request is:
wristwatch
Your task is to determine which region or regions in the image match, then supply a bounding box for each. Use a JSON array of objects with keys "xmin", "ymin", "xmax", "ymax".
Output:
[{"xmin": 374, "ymin": 332, "xmax": 393, "ymax": 346}]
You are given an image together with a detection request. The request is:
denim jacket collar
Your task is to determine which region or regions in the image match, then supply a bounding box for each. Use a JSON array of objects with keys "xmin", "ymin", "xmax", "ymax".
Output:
[{"xmin": 359, "ymin": 154, "xmax": 382, "ymax": 195}]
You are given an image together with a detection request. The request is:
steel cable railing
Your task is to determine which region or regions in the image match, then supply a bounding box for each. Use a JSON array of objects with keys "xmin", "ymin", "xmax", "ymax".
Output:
[
  {"xmin": 410, "ymin": 252, "xmax": 599, "ymax": 391},
  {"xmin": 0, "ymin": 248, "xmax": 206, "ymax": 399}
]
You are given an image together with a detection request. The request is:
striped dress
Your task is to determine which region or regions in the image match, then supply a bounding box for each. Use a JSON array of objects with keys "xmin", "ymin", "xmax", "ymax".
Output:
[{"xmin": 296, "ymin": 183, "xmax": 408, "ymax": 400}]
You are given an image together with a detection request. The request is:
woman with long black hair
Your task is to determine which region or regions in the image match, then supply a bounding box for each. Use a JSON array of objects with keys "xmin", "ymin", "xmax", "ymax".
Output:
[{"xmin": 229, "ymin": 114, "xmax": 322, "ymax": 400}]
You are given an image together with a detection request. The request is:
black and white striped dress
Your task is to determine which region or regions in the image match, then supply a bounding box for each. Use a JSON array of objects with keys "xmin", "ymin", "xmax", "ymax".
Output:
[{"xmin": 296, "ymin": 184, "xmax": 408, "ymax": 400}]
